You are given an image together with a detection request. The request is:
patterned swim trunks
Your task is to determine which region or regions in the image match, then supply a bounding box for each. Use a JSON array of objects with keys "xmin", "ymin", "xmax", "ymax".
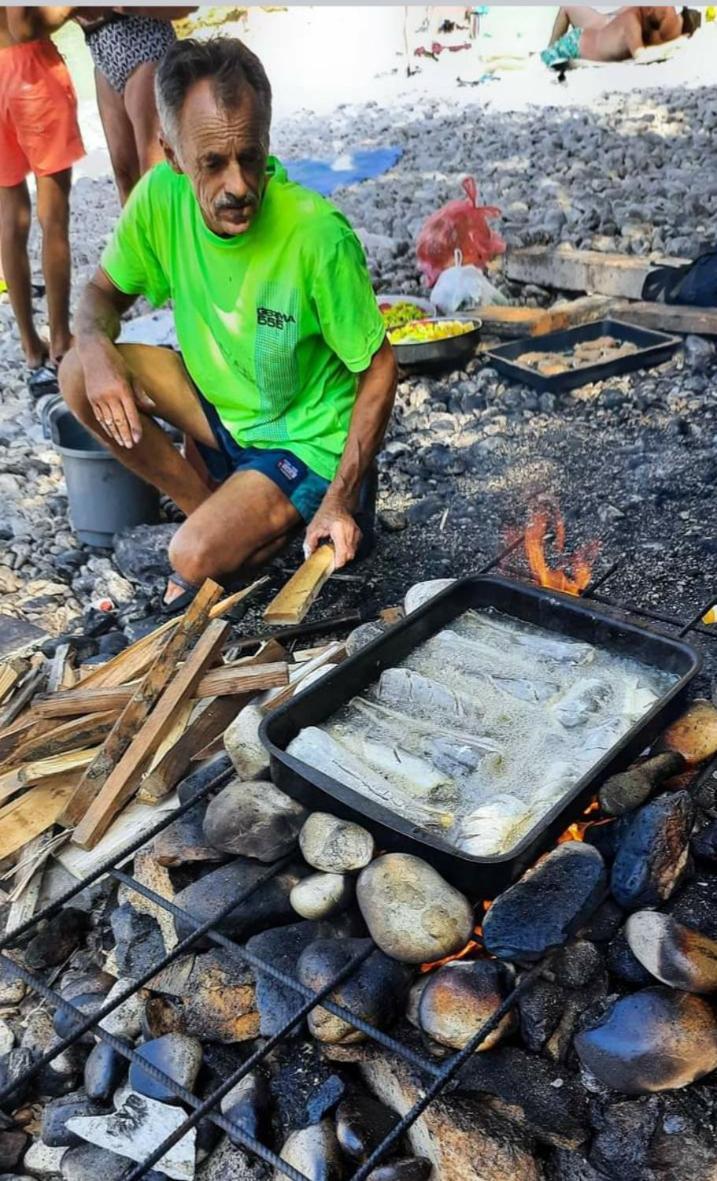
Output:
[
  {"xmin": 85, "ymin": 15, "xmax": 176, "ymax": 95},
  {"xmin": 541, "ymin": 27, "xmax": 583, "ymax": 67}
]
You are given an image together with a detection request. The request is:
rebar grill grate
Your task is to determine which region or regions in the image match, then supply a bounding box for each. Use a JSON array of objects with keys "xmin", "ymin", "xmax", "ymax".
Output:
[{"xmin": 3, "ymin": 537, "xmax": 717, "ymax": 1181}]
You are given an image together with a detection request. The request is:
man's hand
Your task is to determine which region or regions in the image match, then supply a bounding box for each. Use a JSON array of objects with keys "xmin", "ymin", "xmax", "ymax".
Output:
[
  {"xmin": 305, "ymin": 490, "xmax": 361, "ymax": 569},
  {"xmin": 83, "ymin": 341, "xmax": 155, "ymax": 448}
]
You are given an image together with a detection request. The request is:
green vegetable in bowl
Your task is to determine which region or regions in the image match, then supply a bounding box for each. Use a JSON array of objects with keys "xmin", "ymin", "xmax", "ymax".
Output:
[{"xmin": 379, "ymin": 301, "xmax": 428, "ymax": 330}]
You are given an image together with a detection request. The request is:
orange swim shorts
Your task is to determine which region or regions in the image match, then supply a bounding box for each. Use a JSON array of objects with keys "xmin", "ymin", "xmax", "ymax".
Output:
[{"xmin": 0, "ymin": 39, "xmax": 85, "ymax": 187}]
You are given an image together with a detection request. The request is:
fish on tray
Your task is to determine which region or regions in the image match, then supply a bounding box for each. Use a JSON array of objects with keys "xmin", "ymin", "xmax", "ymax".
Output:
[
  {"xmin": 376, "ymin": 667, "xmax": 484, "ymax": 724},
  {"xmin": 554, "ymin": 678, "xmax": 611, "ymax": 728},
  {"xmin": 457, "ymin": 795, "xmax": 532, "ymax": 856},
  {"xmin": 420, "ymin": 630, "xmax": 558, "ymax": 703}
]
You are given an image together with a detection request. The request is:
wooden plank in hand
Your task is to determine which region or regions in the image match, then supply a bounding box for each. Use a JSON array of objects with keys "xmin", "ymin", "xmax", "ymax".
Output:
[
  {"xmin": 71, "ymin": 617, "xmax": 230, "ymax": 847},
  {"xmin": 263, "ymin": 545, "xmax": 335, "ymax": 626},
  {"xmin": 503, "ymin": 245, "xmax": 690, "ymax": 300},
  {"xmin": 60, "ymin": 579, "xmax": 223, "ymax": 829}
]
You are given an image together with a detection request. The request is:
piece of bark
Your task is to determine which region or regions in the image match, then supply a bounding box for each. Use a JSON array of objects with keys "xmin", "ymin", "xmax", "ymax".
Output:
[
  {"xmin": 263, "ymin": 545, "xmax": 335, "ymax": 626},
  {"xmin": 0, "ymin": 774, "xmax": 79, "ymax": 859},
  {"xmin": 60, "ymin": 579, "xmax": 223, "ymax": 829},
  {"xmin": 0, "ymin": 746, "xmax": 99, "ymax": 805},
  {"xmin": 70, "ymin": 618, "xmax": 230, "ymax": 847}
]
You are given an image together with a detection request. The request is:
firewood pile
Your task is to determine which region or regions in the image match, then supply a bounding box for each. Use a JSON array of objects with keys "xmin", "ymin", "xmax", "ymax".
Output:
[{"xmin": 0, "ymin": 550, "xmax": 349, "ymax": 918}]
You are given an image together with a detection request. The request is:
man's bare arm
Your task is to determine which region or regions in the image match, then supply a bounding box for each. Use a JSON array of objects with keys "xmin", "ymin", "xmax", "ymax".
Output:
[
  {"xmin": 74, "ymin": 269, "xmax": 155, "ymax": 450},
  {"xmin": 305, "ymin": 339, "xmax": 397, "ymax": 567}
]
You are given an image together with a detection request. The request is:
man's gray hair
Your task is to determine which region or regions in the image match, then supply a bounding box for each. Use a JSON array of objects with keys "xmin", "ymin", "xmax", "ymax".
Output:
[{"xmin": 155, "ymin": 37, "xmax": 272, "ymax": 149}]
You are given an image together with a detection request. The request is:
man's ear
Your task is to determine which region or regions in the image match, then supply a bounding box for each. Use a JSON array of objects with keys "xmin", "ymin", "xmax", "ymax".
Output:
[{"xmin": 160, "ymin": 134, "xmax": 183, "ymax": 175}]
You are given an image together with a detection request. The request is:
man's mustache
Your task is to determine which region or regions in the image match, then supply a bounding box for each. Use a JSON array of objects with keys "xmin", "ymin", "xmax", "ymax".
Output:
[{"xmin": 215, "ymin": 194, "xmax": 258, "ymax": 214}]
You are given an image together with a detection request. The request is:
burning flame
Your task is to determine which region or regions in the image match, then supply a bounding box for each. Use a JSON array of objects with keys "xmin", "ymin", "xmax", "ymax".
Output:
[
  {"xmin": 419, "ymin": 936, "xmax": 481, "ymax": 973},
  {"xmin": 557, "ymin": 799, "xmax": 603, "ymax": 844},
  {"xmin": 523, "ymin": 507, "xmax": 600, "ymax": 596}
]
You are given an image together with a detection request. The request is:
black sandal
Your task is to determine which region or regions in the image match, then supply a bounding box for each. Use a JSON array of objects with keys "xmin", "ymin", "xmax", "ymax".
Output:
[
  {"xmin": 160, "ymin": 571, "xmax": 200, "ymax": 616},
  {"xmin": 27, "ymin": 363, "xmax": 59, "ymax": 399}
]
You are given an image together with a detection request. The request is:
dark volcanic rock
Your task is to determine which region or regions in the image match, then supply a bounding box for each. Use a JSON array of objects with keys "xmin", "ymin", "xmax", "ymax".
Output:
[
  {"xmin": 483, "ymin": 842, "xmax": 606, "ymax": 963},
  {"xmin": 153, "ymin": 802, "xmax": 227, "ymax": 867},
  {"xmin": 196, "ymin": 1136, "xmax": 269, "ymax": 1180},
  {"xmin": 579, "ymin": 898, "xmax": 624, "ymax": 944},
  {"xmin": 0, "ymin": 1129, "xmax": 28, "ymax": 1171},
  {"xmin": 517, "ymin": 978, "xmax": 567, "ymax": 1052},
  {"xmin": 277, "ymin": 1120, "xmax": 343, "ymax": 1181},
  {"xmin": 588, "ymin": 1095, "xmax": 661, "ymax": 1181},
  {"xmin": 173, "ymin": 858, "xmax": 304, "ymax": 942},
  {"xmin": 176, "ymin": 753, "xmax": 233, "ymax": 806},
  {"xmin": 25, "ymin": 909, "xmax": 89, "ymax": 970},
  {"xmin": 41, "ymin": 1090, "xmax": 108, "ymax": 1148},
  {"xmin": 574, "ymin": 986, "xmax": 717, "ymax": 1094},
  {"xmin": 298, "ymin": 937, "xmax": 413, "ymax": 1044},
  {"xmin": 550, "ymin": 941, "xmax": 604, "ymax": 989},
  {"xmin": 268, "ymin": 1040, "xmax": 348, "ymax": 1138},
  {"xmin": 366, "ymin": 1160, "xmax": 432, "ymax": 1181},
  {"xmin": 0, "ymin": 1047, "xmax": 35, "ymax": 1105},
  {"xmin": 418, "ymin": 959, "xmax": 516, "ymax": 1051},
  {"xmin": 245, "ymin": 920, "xmax": 327, "ymax": 1037},
  {"xmin": 129, "ymin": 1033, "xmax": 203, "ymax": 1105},
  {"xmin": 53, "ymin": 992, "xmax": 109, "ymax": 1042},
  {"xmin": 84, "ymin": 1041, "xmax": 127, "ymax": 1102},
  {"xmin": 692, "ymin": 817, "xmax": 717, "ymax": 862},
  {"xmin": 335, "ymin": 1093, "xmax": 400, "ymax": 1161},
  {"xmin": 666, "ymin": 873, "xmax": 717, "ymax": 940},
  {"xmin": 606, "ymin": 930, "xmax": 654, "ymax": 986},
  {"xmin": 61, "ymin": 1143, "xmax": 168, "ymax": 1181},
  {"xmin": 114, "ymin": 523, "xmax": 177, "ymax": 589},
  {"xmin": 610, "ymin": 791, "xmax": 694, "ymax": 910},
  {"xmin": 111, "ymin": 904, "xmax": 167, "ymax": 978},
  {"xmin": 456, "ymin": 1045, "xmax": 590, "ymax": 1149},
  {"xmin": 625, "ymin": 910, "xmax": 717, "ymax": 992},
  {"xmin": 203, "ymin": 779, "xmax": 307, "ymax": 862}
]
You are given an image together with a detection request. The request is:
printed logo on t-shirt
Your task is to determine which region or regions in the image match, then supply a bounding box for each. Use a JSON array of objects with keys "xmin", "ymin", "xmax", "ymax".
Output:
[
  {"xmin": 257, "ymin": 306, "xmax": 297, "ymax": 329},
  {"xmin": 277, "ymin": 456, "xmax": 300, "ymax": 482}
]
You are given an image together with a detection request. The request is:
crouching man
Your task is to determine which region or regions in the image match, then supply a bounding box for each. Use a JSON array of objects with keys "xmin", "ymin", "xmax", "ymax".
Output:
[{"xmin": 60, "ymin": 37, "xmax": 396, "ymax": 609}]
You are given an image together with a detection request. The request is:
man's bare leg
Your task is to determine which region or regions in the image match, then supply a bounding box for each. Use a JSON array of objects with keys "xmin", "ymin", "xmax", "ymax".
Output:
[
  {"xmin": 95, "ymin": 70, "xmax": 140, "ymax": 205},
  {"xmin": 0, "ymin": 181, "xmax": 46, "ymax": 368},
  {"xmin": 59, "ymin": 343, "xmax": 218, "ymax": 516},
  {"xmin": 167, "ymin": 468, "xmax": 302, "ymax": 593},
  {"xmin": 123, "ymin": 61, "xmax": 165, "ymax": 175},
  {"xmin": 36, "ymin": 169, "xmax": 73, "ymax": 364},
  {"xmin": 549, "ymin": 8, "xmax": 570, "ymax": 44}
]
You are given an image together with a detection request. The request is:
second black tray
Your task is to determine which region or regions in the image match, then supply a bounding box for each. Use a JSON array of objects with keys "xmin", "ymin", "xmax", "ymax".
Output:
[{"xmin": 486, "ymin": 317, "xmax": 680, "ymax": 393}]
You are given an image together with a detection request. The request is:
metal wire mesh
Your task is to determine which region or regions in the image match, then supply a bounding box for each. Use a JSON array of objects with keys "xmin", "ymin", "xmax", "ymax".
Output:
[{"xmin": 2, "ymin": 537, "xmax": 717, "ymax": 1180}]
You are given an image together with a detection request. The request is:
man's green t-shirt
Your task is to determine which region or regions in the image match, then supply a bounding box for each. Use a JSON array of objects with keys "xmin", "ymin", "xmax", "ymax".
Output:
[{"xmin": 100, "ymin": 159, "xmax": 386, "ymax": 481}]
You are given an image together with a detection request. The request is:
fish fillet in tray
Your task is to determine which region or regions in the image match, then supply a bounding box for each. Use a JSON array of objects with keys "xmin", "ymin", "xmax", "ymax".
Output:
[{"xmin": 262, "ymin": 577, "xmax": 700, "ymax": 894}]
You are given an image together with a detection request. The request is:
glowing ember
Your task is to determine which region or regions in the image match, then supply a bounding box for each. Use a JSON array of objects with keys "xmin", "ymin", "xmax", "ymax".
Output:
[
  {"xmin": 523, "ymin": 506, "xmax": 600, "ymax": 596},
  {"xmin": 419, "ymin": 937, "xmax": 481, "ymax": 973},
  {"xmin": 557, "ymin": 800, "xmax": 603, "ymax": 844}
]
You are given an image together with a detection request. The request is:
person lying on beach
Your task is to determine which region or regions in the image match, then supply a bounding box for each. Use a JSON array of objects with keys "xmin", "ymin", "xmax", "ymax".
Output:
[
  {"xmin": 542, "ymin": 6, "xmax": 684, "ymax": 67},
  {"xmin": 60, "ymin": 37, "xmax": 397, "ymax": 610},
  {"xmin": 0, "ymin": 6, "xmax": 85, "ymax": 394}
]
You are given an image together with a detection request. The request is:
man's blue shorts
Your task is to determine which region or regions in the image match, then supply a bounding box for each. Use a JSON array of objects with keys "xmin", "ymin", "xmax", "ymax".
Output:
[{"xmin": 194, "ymin": 391, "xmax": 330, "ymax": 524}]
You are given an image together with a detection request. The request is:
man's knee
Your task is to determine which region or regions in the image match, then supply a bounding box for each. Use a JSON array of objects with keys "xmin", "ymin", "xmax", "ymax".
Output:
[
  {"xmin": 59, "ymin": 349, "xmax": 91, "ymax": 420},
  {"xmin": 168, "ymin": 521, "xmax": 219, "ymax": 585}
]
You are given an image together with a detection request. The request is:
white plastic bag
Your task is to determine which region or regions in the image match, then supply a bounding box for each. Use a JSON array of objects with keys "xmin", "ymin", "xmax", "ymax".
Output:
[{"xmin": 430, "ymin": 250, "xmax": 508, "ymax": 314}]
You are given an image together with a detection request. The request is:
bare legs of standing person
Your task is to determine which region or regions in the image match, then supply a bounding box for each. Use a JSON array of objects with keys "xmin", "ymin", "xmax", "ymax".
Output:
[
  {"xmin": 95, "ymin": 61, "xmax": 164, "ymax": 206},
  {"xmin": 36, "ymin": 169, "xmax": 73, "ymax": 362},
  {"xmin": 0, "ymin": 180, "xmax": 44, "ymax": 367}
]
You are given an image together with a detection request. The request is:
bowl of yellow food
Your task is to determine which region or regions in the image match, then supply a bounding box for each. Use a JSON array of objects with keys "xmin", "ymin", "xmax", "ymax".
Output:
[
  {"xmin": 377, "ymin": 294, "xmax": 436, "ymax": 331},
  {"xmin": 387, "ymin": 315, "xmax": 482, "ymax": 371}
]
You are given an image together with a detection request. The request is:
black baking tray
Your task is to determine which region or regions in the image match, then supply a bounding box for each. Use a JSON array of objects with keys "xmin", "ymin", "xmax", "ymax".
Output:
[
  {"xmin": 260, "ymin": 576, "xmax": 700, "ymax": 898},
  {"xmin": 486, "ymin": 318, "xmax": 680, "ymax": 393}
]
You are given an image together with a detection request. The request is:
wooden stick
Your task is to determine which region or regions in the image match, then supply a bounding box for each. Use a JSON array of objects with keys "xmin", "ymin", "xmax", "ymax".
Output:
[
  {"xmin": 263, "ymin": 545, "xmax": 335, "ymax": 626},
  {"xmin": 0, "ymin": 666, "xmax": 20, "ymax": 706},
  {"xmin": 70, "ymin": 618, "xmax": 230, "ymax": 847},
  {"xmin": 37, "ymin": 661, "xmax": 289, "ymax": 718},
  {"xmin": 0, "ymin": 667, "xmax": 46, "ymax": 730},
  {"xmin": 260, "ymin": 641, "xmax": 344, "ymax": 714},
  {"xmin": 0, "ymin": 775, "xmax": 79, "ymax": 861},
  {"xmin": 0, "ymin": 747, "xmax": 99, "ymax": 805},
  {"xmin": 138, "ymin": 639, "xmax": 287, "ymax": 803},
  {"xmin": 0, "ymin": 712, "xmax": 51, "ymax": 763},
  {"xmin": 59, "ymin": 579, "xmax": 223, "ymax": 829},
  {"xmin": 609, "ymin": 299, "xmax": 717, "ymax": 338},
  {"xmin": 145, "ymin": 700, "xmax": 193, "ymax": 773},
  {"xmin": 7, "ymin": 710, "xmax": 119, "ymax": 767},
  {"xmin": 6, "ymin": 834, "xmax": 53, "ymax": 933}
]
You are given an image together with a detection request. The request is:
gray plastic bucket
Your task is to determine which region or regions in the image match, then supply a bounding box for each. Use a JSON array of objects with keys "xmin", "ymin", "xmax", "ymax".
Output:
[{"xmin": 50, "ymin": 406, "xmax": 160, "ymax": 547}]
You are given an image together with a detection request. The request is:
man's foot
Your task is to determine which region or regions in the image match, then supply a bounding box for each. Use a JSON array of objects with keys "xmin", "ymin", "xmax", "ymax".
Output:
[{"xmin": 161, "ymin": 571, "xmax": 200, "ymax": 615}]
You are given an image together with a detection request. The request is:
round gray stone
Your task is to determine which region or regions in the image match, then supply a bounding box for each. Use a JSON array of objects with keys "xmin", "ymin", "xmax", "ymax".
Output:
[
  {"xmin": 357, "ymin": 853, "xmax": 474, "ymax": 964},
  {"xmin": 290, "ymin": 872, "xmax": 353, "ymax": 919},
  {"xmin": 625, "ymin": 911, "xmax": 717, "ymax": 992},
  {"xmin": 275, "ymin": 1120, "xmax": 343, "ymax": 1181},
  {"xmin": 418, "ymin": 959, "xmax": 516, "ymax": 1050},
  {"xmin": 299, "ymin": 813, "xmax": 375, "ymax": 873},
  {"xmin": 203, "ymin": 779, "xmax": 307, "ymax": 862}
]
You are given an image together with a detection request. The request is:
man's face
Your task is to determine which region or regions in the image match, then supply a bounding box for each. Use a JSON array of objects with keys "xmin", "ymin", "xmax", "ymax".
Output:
[{"xmin": 164, "ymin": 79, "xmax": 268, "ymax": 238}]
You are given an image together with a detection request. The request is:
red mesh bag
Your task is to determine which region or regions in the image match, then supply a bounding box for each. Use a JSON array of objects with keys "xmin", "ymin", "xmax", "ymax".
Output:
[{"xmin": 416, "ymin": 177, "xmax": 505, "ymax": 287}]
